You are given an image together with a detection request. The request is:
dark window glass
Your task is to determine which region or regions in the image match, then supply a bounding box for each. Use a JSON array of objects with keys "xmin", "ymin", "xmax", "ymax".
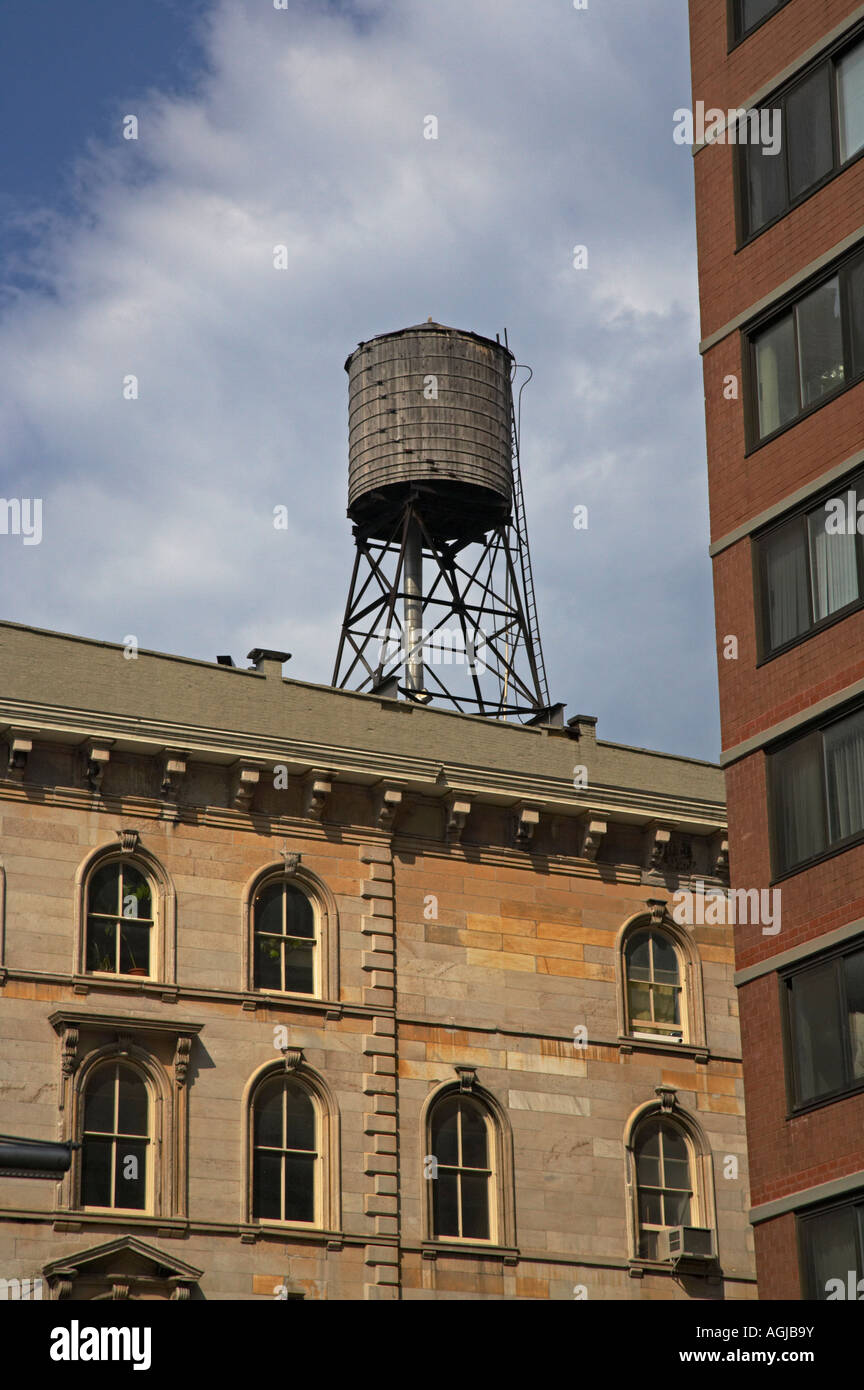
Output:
[
  {"xmin": 82, "ymin": 1064, "xmax": 148, "ymax": 1210},
  {"xmin": 824, "ymin": 710, "xmax": 864, "ymax": 843},
  {"xmin": 86, "ymin": 860, "xmax": 153, "ymax": 976},
  {"xmin": 253, "ymin": 881, "xmax": 316, "ymax": 994},
  {"xmin": 770, "ymin": 734, "xmax": 826, "ymax": 873},
  {"xmin": 746, "ymin": 136, "xmax": 786, "ymax": 233},
  {"xmin": 740, "ymin": 0, "xmax": 783, "ymax": 36},
  {"xmin": 635, "ymin": 1119, "xmax": 693, "ymax": 1259},
  {"xmin": 844, "ymin": 951, "xmax": 864, "ymax": 1082},
  {"xmin": 801, "ymin": 1203, "xmax": 861, "ymax": 1298},
  {"xmin": 796, "ymin": 277, "xmax": 844, "ymax": 408},
  {"xmin": 790, "ymin": 962, "xmax": 846, "ymax": 1104},
  {"xmin": 785, "ymin": 68, "xmax": 834, "ymax": 200},
  {"xmin": 626, "ymin": 930, "xmax": 681, "ymax": 1036},
  {"xmin": 849, "ymin": 258, "xmax": 864, "ymax": 377},
  {"xmin": 807, "ymin": 509, "xmax": 858, "ymax": 622},
  {"xmin": 430, "ymin": 1096, "xmax": 492, "ymax": 1241},
  {"xmin": 252, "ymin": 1079, "xmax": 317, "ymax": 1224}
]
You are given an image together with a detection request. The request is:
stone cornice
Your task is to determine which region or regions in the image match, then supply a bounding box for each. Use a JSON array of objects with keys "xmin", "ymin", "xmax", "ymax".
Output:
[{"xmin": 0, "ymin": 702, "xmax": 725, "ymax": 835}]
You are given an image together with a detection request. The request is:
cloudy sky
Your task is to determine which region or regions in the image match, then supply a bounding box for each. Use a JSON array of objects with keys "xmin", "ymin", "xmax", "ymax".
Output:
[{"xmin": 0, "ymin": 0, "xmax": 718, "ymax": 760}]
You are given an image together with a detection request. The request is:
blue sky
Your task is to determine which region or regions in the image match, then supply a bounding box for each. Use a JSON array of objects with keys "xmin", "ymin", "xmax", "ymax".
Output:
[{"xmin": 0, "ymin": 0, "xmax": 719, "ymax": 760}]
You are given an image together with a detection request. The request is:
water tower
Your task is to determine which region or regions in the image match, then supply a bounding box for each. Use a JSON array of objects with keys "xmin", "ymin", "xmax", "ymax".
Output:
[{"xmin": 332, "ymin": 321, "xmax": 557, "ymax": 722}]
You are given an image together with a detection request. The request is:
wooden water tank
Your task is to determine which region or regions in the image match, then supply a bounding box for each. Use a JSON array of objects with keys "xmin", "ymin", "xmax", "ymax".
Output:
[{"xmin": 345, "ymin": 323, "xmax": 514, "ymax": 541}]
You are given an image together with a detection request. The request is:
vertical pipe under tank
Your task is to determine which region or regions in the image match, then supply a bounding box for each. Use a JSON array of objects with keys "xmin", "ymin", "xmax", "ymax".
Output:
[{"xmin": 404, "ymin": 518, "xmax": 424, "ymax": 693}]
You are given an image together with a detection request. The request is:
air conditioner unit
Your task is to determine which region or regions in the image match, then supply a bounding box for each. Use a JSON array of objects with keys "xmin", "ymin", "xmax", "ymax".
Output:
[{"xmin": 657, "ymin": 1226, "xmax": 714, "ymax": 1263}]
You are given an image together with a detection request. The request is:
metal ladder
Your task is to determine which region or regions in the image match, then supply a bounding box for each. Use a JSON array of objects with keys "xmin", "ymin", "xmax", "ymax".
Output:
[{"xmin": 510, "ymin": 389, "xmax": 550, "ymax": 709}]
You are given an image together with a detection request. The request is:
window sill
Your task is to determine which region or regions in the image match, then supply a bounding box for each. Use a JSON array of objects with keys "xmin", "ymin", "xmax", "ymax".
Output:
[
  {"xmin": 618, "ymin": 1036, "xmax": 709, "ymax": 1063},
  {"xmin": 421, "ymin": 1240, "xmax": 519, "ymax": 1264}
]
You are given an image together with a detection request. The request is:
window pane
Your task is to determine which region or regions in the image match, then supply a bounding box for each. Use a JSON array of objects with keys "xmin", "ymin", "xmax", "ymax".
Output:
[
  {"xmin": 84, "ymin": 1068, "xmax": 116, "ymax": 1135},
  {"xmin": 433, "ymin": 1171, "xmax": 460, "ymax": 1237},
  {"xmin": 796, "ymin": 277, "xmax": 844, "ymax": 409},
  {"xmin": 284, "ymin": 886, "xmax": 315, "ymax": 940},
  {"xmin": 808, "ymin": 508, "xmax": 858, "ymax": 621},
  {"xmin": 255, "ymin": 882, "xmax": 283, "ymax": 935},
  {"xmin": 844, "ymin": 950, "xmax": 864, "ymax": 1081},
  {"xmin": 460, "ymin": 1104, "xmax": 488, "ymax": 1169},
  {"xmin": 762, "ymin": 518, "xmax": 810, "ymax": 649},
  {"xmin": 771, "ymin": 736, "xmax": 826, "ymax": 872},
  {"xmin": 635, "ymin": 1126, "xmax": 662, "ymax": 1187},
  {"xmin": 741, "ymin": 0, "xmax": 781, "ymax": 33},
  {"xmin": 628, "ymin": 981, "xmax": 652, "ymax": 1022},
  {"xmin": 284, "ymin": 1085, "xmax": 315, "ymax": 1152},
  {"xmin": 116, "ymin": 1067, "xmax": 148, "ymax": 1136},
  {"xmin": 746, "ymin": 133, "xmax": 786, "ymax": 233},
  {"xmin": 89, "ymin": 863, "xmax": 120, "ymax": 916},
  {"xmin": 651, "ymin": 933, "xmax": 679, "ymax": 984},
  {"xmin": 253, "ymin": 1151, "xmax": 282, "ymax": 1220},
  {"xmin": 755, "ymin": 314, "xmax": 798, "ymax": 436},
  {"xmin": 824, "ymin": 711, "xmax": 864, "ymax": 843},
  {"xmin": 115, "ymin": 1138, "xmax": 147, "ymax": 1210},
  {"xmin": 283, "ymin": 942, "xmax": 314, "ymax": 994},
  {"xmin": 626, "ymin": 931, "xmax": 651, "ymax": 981},
  {"xmin": 283, "ymin": 1153, "xmax": 315, "ymax": 1222},
  {"xmin": 119, "ymin": 920, "xmax": 150, "ymax": 975},
  {"xmin": 790, "ymin": 963, "xmax": 845, "ymax": 1103},
  {"xmin": 838, "ymin": 39, "xmax": 864, "ymax": 162},
  {"xmin": 785, "ymin": 68, "xmax": 834, "ymax": 200},
  {"xmin": 663, "ymin": 1190, "xmax": 692, "ymax": 1227},
  {"xmin": 460, "ymin": 1173, "xmax": 490, "ymax": 1240},
  {"xmin": 121, "ymin": 864, "xmax": 152, "ymax": 920},
  {"xmin": 81, "ymin": 1136, "xmax": 112, "ymax": 1207},
  {"xmin": 849, "ymin": 257, "xmax": 864, "ymax": 378},
  {"xmin": 661, "ymin": 1124, "xmax": 689, "ymax": 1165},
  {"xmin": 639, "ymin": 1190, "xmax": 663, "ymax": 1227},
  {"xmin": 86, "ymin": 917, "xmax": 117, "ymax": 973},
  {"xmin": 254, "ymin": 936, "xmax": 282, "ymax": 990},
  {"xmin": 803, "ymin": 1206, "xmax": 858, "ymax": 1298},
  {"xmin": 653, "ymin": 985, "xmax": 679, "ymax": 1025},
  {"xmin": 254, "ymin": 1083, "xmax": 283, "ymax": 1148},
  {"xmin": 431, "ymin": 1098, "xmax": 459, "ymax": 1167}
]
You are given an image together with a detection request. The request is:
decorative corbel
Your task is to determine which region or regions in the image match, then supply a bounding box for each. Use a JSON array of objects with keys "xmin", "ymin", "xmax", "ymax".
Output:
[
  {"xmin": 281, "ymin": 1047, "xmax": 303, "ymax": 1074},
  {"xmin": 579, "ymin": 817, "xmax": 607, "ymax": 862},
  {"xmin": 61, "ymin": 1026, "xmax": 79, "ymax": 1078},
  {"xmin": 513, "ymin": 804, "xmax": 540, "ymax": 850},
  {"xmin": 647, "ymin": 899, "xmax": 667, "ymax": 928},
  {"xmin": 231, "ymin": 761, "xmax": 262, "ymax": 812},
  {"xmin": 280, "ymin": 849, "xmax": 301, "ymax": 876},
  {"xmin": 84, "ymin": 742, "xmax": 113, "ymax": 793},
  {"xmin": 454, "ymin": 1065, "xmax": 477, "ymax": 1093},
  {"xmin": 373, "ymin": 785, "xmax": 402, "ymax": 833},
  {"xmin": 174, "ymin": 1035, "xmax": 193, "ymax": 1088},
  {"xmin": 161, "ymin": 751, "xmax": 188, "ymax": 800},
  {"xmin": 710, "ymin": 832, "xmax": 729, "ymax": 881},
  {"xmin": 111, "ymin": 1282, "xmax": 131, "ymax": 1301},
  {"xmin": 655, "ymin": 1085, "xmax": 677, "ymax": 1114},
  {"xmin": 115, "ymin": 828, "xmax": 140, "ymax": 854},
  {"xmin": 6, "ymin": 731, "xmax": 32, "ymax": 782},
  {"xmin": 303, "ymin": 770, "xmax": 333, "ymax": 822},
  {"xmin": 444, "ymin": 794, "xmax": 471, "ymax": 844},
  {"xmin": 644, "ymin": 824, "xmax": 671, "ymax": 873}
]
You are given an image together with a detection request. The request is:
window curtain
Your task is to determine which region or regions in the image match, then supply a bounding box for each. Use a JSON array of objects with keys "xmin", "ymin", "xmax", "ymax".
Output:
[
  {"xmin": 792, "ymin": 963, "xmax": 845, "ymax": 1103},
  {"xmin": 771, "ymin": 736, "xmax": 826, "ymax": 871},
  {"xmin": 808, "ymin": 508, "xmax": 859, "ymax": 620},
  {"xmin": 764, "ymin": 520, "xmax": 810, "ymax": 647},
  {"xmin": 755, "ymin": 315, "xmax": 797, "ymax": 436},
  {"xmin": 824, "ymin": 712, "xmax": 864, "ymax": 843},
  {"xmin": 838, "ymin": 39, "xmax": 864, "ymax": 162}
]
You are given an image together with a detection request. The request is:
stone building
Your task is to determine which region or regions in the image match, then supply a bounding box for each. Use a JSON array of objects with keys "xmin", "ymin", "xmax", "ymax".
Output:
[{"xmin": 0, "ymin": 619, "xmax": 755, "ymax": 1299}]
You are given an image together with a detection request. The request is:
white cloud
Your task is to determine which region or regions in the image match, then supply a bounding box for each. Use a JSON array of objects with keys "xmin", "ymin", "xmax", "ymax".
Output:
[{"xmin": 0, "ymin": 0, "xmax": 718, "ymax": 758}]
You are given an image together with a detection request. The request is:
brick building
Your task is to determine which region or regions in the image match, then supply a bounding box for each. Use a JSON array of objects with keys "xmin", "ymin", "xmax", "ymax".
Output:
[
  {"xmin": 0, "ymin": 619, "xmax": 755, "ymax": 1299},
  {"xmin": 689, "ymin": 0, "xmax": 864, "ymax": 1298}
]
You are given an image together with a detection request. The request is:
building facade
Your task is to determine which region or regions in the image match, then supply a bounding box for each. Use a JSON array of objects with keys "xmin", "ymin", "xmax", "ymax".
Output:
[
  {"xmin": 689, "ymin": 0, "xmax": 864, "ymax": 1299},
  {"xmin": 0, "ymin": 620, "xmax": 755, "ymax": 1299}
]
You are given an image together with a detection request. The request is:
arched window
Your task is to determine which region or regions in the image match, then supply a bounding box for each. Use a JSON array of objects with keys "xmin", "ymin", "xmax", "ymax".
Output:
[
  {"xmin": 625, "ymin": 928, "xmax": 683, "ymax": 1042},
  {"xmin": 633, "ymin": 1116, "xmax": 693, "ymax": 1258},
  {"xmin": 429, "ymin": 1094, "xmax": 494, "ymax": 1242},
  {"xmin": 252, "ymin": 881, "xmax": 316, "ymax": 995},
  {"xmin": 80, "ymin": 1063, "xmax": 150, "ymax": 1212},
  {"xmin": 252, "ymin": 1076, "xmax": 318, "ymax": 1224},
  {"xmin": 85, "ymin": 860, "xmax": 155, "ymax": 978}
]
